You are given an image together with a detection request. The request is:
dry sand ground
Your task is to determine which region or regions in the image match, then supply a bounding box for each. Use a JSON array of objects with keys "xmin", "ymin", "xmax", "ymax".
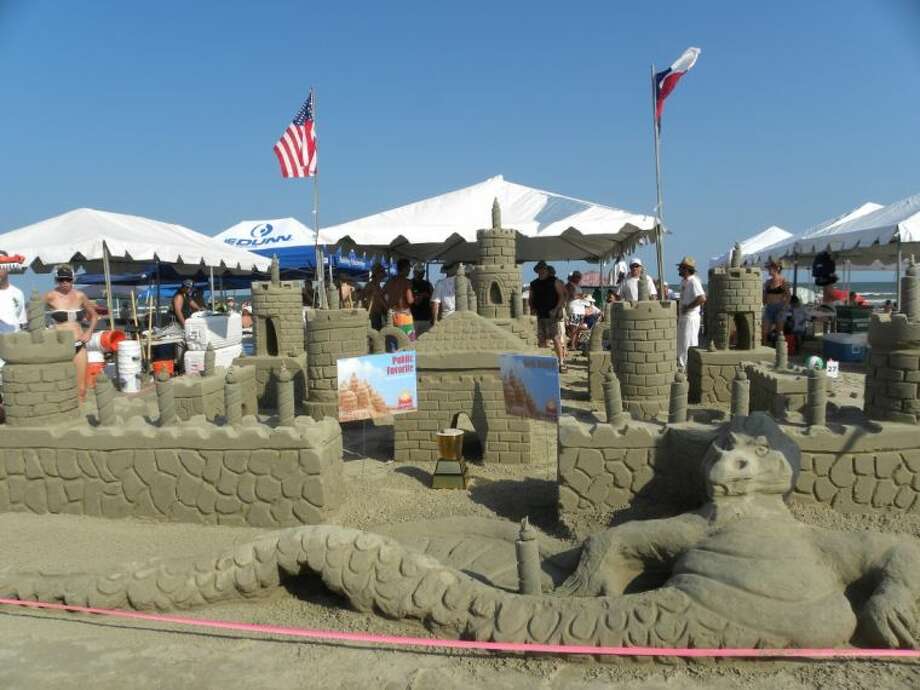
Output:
[{"xmin": 0, "ymin": 355, "xmax": 918, "ymax": 689}]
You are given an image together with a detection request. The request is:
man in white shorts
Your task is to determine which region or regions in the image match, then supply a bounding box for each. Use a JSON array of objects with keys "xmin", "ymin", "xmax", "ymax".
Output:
[{"xmin": 676, "ymin": 256, "xmax": 706, "ymax": 368}]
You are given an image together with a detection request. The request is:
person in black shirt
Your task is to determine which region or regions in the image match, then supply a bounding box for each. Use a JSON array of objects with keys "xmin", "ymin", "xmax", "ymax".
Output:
[
  {"xmin": 528, "ymin": 260, "xmax": 567, "ymax": 372},
  {"xmin": 410, "ymin": 264, "xmax": 434, "ymax": 336}
]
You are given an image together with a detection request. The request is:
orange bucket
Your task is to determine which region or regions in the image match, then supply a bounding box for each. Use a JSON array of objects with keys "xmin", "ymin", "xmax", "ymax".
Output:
[
  {"xmin": 151, "ymin": 360, "xmax": 175, "ymax": 377},
  {"xmin": 102, "ymin": 330, "xmax": 127, "ymax": 352},
  {"xmin": 86, "ymin": 362, "xmax": 106, "ymax": 389}
]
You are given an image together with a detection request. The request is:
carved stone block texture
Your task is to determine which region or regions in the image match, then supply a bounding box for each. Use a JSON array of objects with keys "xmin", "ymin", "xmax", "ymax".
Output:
[
  {"xmin": 609, "ymin": 301, "xmax": 677, "ymax": 419},
  {"xmin": 0, "ymin": 418, "xmax": 344, "ymax": 527}
]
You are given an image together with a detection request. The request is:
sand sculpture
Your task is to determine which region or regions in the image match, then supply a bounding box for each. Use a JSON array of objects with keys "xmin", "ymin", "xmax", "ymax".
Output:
[
  {"xmin": 472, "ymin": 199, "xmax": 521, "ymax": 320},
  {"xmin": 240, "ymin": 259, "xmax": 309, "ymax": 410},
  {"xmin": 393, "ymin": 310, "xmax": 539, "ymax": 463},
  {"xmin": 587, "ymin": 304, "xmax": 611, "ymax": 410},
  {"xmin": 4, "ymin": 414, "xmax": 917, "ymax": 651},
  {"xmin": 0, "ymin": 307, "xmax": 345, "ymax": 528},
  {"xmin": 688, "ymin": 245, "xmax": 774, "ymax": 404},
  {"xmin": 608, "ymin": 273, "xmax": 677, "ymax": 419},
  {"xmin": 864, "ymin": 259, "xmax": 920, "ymax": 423}
]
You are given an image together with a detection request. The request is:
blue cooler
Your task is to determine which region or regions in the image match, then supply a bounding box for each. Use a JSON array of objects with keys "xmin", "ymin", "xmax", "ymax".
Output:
[{"xmin": 823, "ymin": 333, "xmax": 868, "ymax": 363}]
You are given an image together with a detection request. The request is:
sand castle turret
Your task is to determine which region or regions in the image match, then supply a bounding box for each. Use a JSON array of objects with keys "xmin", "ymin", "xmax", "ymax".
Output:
[
  {"xmin": 0, "ymin": 306, "xmax": 81, "ymax": 427},
  {"xmin": 688, "ymin": 248, "xmax": 773, "ymax": 405},
  {"xmin": 609, "ymin": 299, "xmax": 677, "ymax": 420},
  {"xmin": 864, "ymin": 260, "xmax": 920, "ymax": 424},
  {"xmin": 303, "ymin": 307, "xmax": 370, "ymax": 420},
  {"xmin": 473, "ymin": 199, "xmax": 520, "ymax": 319}
]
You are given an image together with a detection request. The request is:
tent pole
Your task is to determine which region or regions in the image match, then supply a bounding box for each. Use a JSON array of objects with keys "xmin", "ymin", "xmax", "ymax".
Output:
[
  {"xmin": 209, "ymin": 266, "xmax": 215, "ymax": 311},
  {"xmin": 792, "ymin": 254, "xmax": 799, "ymax": 300},
  {"xmin": 897, "ymin": 240, "xmax": 903, "ymax": 311},
  {"xmin": 844, "ymin": 259, "xmax": 850, "ymax": 303},
  {"xmin": 155, "ymin": 259, "xmax": 161, "ymax": 328},
  {"xmin": 650, "ymin": 63, "xmax": 666, "ymax": 299},
  {"xmin": 311, "ymin": 86, "xmax": 327, "ymax": 309},
  {"xmin": 102, "ymin": 241, "xmax": 116, "ymax": 331}
]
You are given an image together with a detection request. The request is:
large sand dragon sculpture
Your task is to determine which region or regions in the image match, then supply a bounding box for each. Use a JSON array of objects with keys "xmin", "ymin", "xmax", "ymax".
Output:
[{"xmin": 3, "ymin": 414, "xmax": 918, "ymax": 652}]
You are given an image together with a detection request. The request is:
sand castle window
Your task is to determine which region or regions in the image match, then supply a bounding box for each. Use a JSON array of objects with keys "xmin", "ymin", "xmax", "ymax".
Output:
[
  {"xmin": 734, "ymin": 313, "xmax": 753, "ymax": 351},
  {"xmin": 489, "ymin": 282, "xmax": 503, "ymax": 305},
  {"xmin": 264, "ymin": 317, "xmax": 279, "ymax": 356}
]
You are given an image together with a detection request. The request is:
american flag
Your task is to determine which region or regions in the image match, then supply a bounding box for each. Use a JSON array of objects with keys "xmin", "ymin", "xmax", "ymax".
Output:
[{"xmin": 273, "ymin": 92, "xmax": 317, "ymax": 178}]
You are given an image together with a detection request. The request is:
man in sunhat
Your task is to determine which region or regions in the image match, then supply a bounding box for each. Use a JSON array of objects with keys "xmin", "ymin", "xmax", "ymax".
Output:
[{"xmin": 676, "ymin": 256, "xmax": 706, "ymax": 368}]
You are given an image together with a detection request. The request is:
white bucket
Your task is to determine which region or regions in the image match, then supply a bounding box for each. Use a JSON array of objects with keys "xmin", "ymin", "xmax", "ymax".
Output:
[
  {"xmin": 119, "ymin": 371, "xmax": 141, "ymax": 393},
  {"xmin": 116, "ymin": 340, "xmax": 143, "ymax": 392}
]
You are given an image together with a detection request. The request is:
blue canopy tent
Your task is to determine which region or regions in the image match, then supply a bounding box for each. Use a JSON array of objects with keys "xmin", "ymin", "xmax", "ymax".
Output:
[{"xmin": 213, "ymin": 218, "xmax": 394, "ymax": 277}]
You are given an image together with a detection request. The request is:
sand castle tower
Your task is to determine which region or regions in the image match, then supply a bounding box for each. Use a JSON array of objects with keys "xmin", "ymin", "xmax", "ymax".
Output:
[
  {"xmin": 239, "ymin": 256, "xmax": 308, "ymax": 409},
  {"xmin": 0, "ymin": 296, "xmax": 81, "ymax": 427},
  {"xmin": 688, "ymin": 243, "xmax": 774, "ymax": 404},
  {"xmin": 251, "ymin": 257, "xmax": 304, "ymax": 357},
  {"xmin": 303, "ymin": 308, "xmax": 371, "ymax": 420},
  {"xmin": 473, "ymin": 199, "xmax": 520, "ymax": 319},
  {"xmin": 706, "ymin": 246, "xmax": 763, "ymax": 351},
  {"xmin": 609, "ymin": 280, "xmax": 677, "ymax": 419},
  {"xmin": 864, "ymin": 260, "xmax": 920, "ymax": 424}
]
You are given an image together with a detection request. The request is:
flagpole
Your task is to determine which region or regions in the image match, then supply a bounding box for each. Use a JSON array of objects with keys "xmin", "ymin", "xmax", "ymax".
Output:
[
  {"xmin": 310, "ymin": 87, "xmax": 327, "ymax": 309},
  {"xmin": 651, "ymin": 63, "xmax": 667, "ymax": 300}
]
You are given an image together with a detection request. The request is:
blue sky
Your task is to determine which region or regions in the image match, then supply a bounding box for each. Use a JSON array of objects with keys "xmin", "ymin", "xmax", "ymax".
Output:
[{"xmin": 2, "ymin": 0, "xmax": 918, "ymax": 293}]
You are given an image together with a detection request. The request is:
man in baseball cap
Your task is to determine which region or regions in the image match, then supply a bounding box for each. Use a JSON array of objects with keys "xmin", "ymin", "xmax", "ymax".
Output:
[
  {"xmin": 172, "ymin": 278, "xmax": 203, "ymax": 327},
  {"xmin": 676, "ymin": 256, "xmax": 706, "ymax": 367},
  {"xmin": 616, "ymin": 257, "xmax": 658, "ymax": 302}
]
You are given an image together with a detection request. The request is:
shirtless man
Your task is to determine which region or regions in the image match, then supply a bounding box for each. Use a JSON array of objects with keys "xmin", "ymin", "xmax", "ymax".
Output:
[
  {"xmin": 44, "ymin": 264, "xmax": 99, "ymax": 401},
  {"xmin": 384, "ymin": 258, "xmax": 416, "ymax": 341},
  {"xmin": 362, "ymin": 264, "xmax": 388, "ymax": 330}
]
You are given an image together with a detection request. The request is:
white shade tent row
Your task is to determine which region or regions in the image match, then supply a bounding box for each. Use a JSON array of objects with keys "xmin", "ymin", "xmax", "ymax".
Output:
[
  {"xmin": 738, "ymin": 194, "xmax": 920, "ymax": 271},
  {"xmin": 318, "ymin": 175, "xmax": 659, "ymax": 263},
  {"xmin": 709, "ymin": 225, "xmax": 793, "ymax": 269},
  {"xmin": 0, "ymin": 208, "xmax": 273, "ymax": 328},
  {"xmin": 0, "ymin": 208, "xmax": 271, "ymax": 275}
]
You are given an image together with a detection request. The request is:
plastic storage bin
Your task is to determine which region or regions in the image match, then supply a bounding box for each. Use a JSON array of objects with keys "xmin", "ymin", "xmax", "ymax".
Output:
[
  {"xmin": 823, "ymin": 333, "xmax": 868, "ymax": 363},
  {"xmin": 183, "ymin": 344, "xmax": 243, "ymax": 375},
  {"xmin": 184, "ymin": 312, "xmax": 243, "ymax": 351}
]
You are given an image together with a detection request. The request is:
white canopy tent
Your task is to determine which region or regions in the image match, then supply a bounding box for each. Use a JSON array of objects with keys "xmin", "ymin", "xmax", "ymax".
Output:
[
  {"xmin": 709, "ymin": 225, "xmax": 792, "ymax": 269},
  {"xmin": 745, "ymin": 202, "xmax": 884, "ymax": 268},
  {"xmin": 789, "ymin": 193, "xmax": 920, "ymax": 266},
  {"xmin": 0, "ymin": 208, "xmax": 271, "ymax": 326},
  {"xmin": 321, "ymin": 175, "xmax": 658, "ymax": 262},
  {"xmin": 0, "ymin": 208, "xmax": 272, "ymax": 274}
]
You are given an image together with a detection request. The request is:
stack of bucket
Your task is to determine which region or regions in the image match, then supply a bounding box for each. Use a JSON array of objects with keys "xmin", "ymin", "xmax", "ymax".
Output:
[
  {"xmin": 116, "ymin": 340, "xmax": 142, "ymax": 393},
  {"xmin": 85, "ymin": 330, "xmax": 126, "ymax": 390}
]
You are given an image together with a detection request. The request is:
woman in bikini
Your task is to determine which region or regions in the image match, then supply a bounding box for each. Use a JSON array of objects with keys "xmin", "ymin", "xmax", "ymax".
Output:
[
  {"xmin": 762, "ymin": 260, "xmax": 790, "ymax": 344},
  {"xmin": 44, "ymin": 265, "xmax": 98, "ymax": 401}
]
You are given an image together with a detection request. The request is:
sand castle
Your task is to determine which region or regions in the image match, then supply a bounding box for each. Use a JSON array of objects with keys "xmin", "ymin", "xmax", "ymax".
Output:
[{"xmin": 3, "ymin": 214, "xmax": 920, "ymax": 658}]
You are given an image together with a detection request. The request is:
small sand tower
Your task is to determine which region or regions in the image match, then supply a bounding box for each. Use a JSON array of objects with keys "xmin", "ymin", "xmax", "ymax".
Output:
[{"xmin": 473, "ymin": 199, "xmax": 520, "ymax": 320}]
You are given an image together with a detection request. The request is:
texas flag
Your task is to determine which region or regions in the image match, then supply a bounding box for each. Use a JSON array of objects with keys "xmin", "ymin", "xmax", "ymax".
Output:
[{"xmin": 654, "ymin": 47, "xmax": 701, "ymax": 128}]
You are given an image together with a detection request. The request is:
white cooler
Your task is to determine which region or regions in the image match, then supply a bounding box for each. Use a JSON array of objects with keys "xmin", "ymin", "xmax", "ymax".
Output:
[
  {"xmin": 184, "ymin": 312, "xmax": 243, "ymax": 351},
  {"xmin": 183, "ymin": 344, "xmax": 243, "ymax": 375}
]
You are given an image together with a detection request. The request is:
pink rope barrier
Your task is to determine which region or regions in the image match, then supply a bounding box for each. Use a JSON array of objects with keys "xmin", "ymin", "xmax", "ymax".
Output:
[{"xmin": 1, "ymin": 597, "xmax": 918, "ymax": 659}]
